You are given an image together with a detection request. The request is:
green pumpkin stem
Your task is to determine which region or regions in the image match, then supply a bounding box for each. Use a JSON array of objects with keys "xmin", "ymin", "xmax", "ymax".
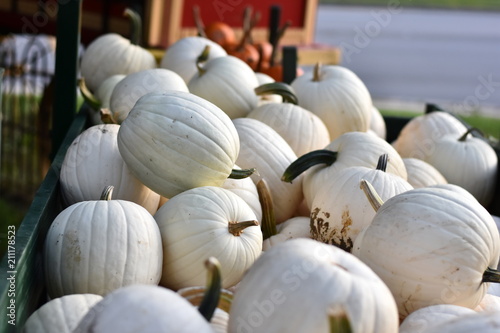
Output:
[
  {"xmin": 458, "ymin": 127, "xmax": 484, "ymax": 141},
  {"xmin": 198, "ymin": 257, "xmax": 222, "ymax": 322},
  {"xmin": 281, "ymin": 150, "xmax": 338, "ymax": 183},
  {"xmin": 328, "ymin": 305, "xmax": 353, "ymax": 333},
  {"xmin": 228, "ymin": 168, "xmax": 256, "ymax": 179},
  {"xmin": 123, "ymin": 8, "xmax": 142, "ymax": 46},
  {"xmin": 376, "ymin": 154, "xmax": 389, "ymax": 172},
  {"xmin": 100, "ymin": 186, "xmax": 114, "ymax": 200},
  {"xmin": 196, "ymin": 45, "xmax": 210, "ymax": 76},
  {"xmin": 482, "ymin": 267, "xmax": 500, "ymax": 283},
  {"xmin": 359, "ymin": 179, "xmax": 384, "ymax": 212},
  {"xmin": 254, "ymin": 82, "xmax": 298, "ymax": 104},
  {"xmin": 78, "ymin": 78, "xmax": 101, "ymax": 110},
  {"xmin": 313, "ymin": 62, "xmax": 322, "ymax": 82},
  {"xmin": 228, "ymin": 220, "xmax": 259, "ymax": 236},
  {"xmin": 257, "ymin": 179, "xmax": 277, "ymax": 240}
]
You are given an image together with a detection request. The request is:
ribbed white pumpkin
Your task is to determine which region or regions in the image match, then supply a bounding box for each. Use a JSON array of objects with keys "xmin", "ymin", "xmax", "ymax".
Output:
[
  {"xmin": 117, "ymin": 91, "xmax": 240, "ymax": 199},
  {"xmin": 108, "ymin": 68, "xmax": 188, "ymax": 124},
  {"xmin": 233, "ymin": 118, "xmax": 303, "ymax": 223},
  {"xmin": 228, "ymin": 238, "xmax": 399, "ymax": 333},
  {"xmin": 290, "ymin": 64, "xmax": 372, "ymax": 140},
  {"xmin": 352, "ymin": 182, "xmax": 500, "ymax": 319},
  {"xmin": 310, "ymin": 155, "xmax": 413, "ymax": 252},
  {"xmin": 60, "ymin": 124, "xmax": 160, "ymax": 215},
  {"xmin": 300, "ymin": 131, "xmax": 408, "ymax": 210},
  {"xmin": 80, "ymin": 33, "xmax": 157, "ymax": 92},
  {"xmin": 246, "ymin": 100, "xmax": 330, "ymax": 157},
  {"xmin": 262, "ymin": 216, "xmax": 311, "ymax": 251},
  {"xmin": 154, "ymin": 186, "xmax": 262, "ymax": 290},
  {"xmin": 22, "ymin": 294, "xmax": 103, "ymax": 333},
  {"xmin": 423, "ymin": 130, "xmax": 498, "ymax": 207},
  {"xmin": 403, "ymin": 157, "xmax": 448, "ymax": 188},
  {"xmin": 44, "ymin": 187, "xmax": 163, "ymax": 298},
  {"xmin": 399, "ymin": 304, "xmax": 476, "ymax": 333},
  {"xmin": 160, "ymin": 36, "xmax": 227, "ymax": 84},
  {"xmin": 392, "ymin": 111, "xmax": 467, "ymax": 160},
  {"xmin": 73, "ymin": 284, "xmax": 214, "ymax": 333},
  {"xmin": 188, "ymin": 55, "xmax": 260, "ymax": 119},
  {"xmin": 222, "ymin": 165, "xmax": 262, "ymax": 223}
]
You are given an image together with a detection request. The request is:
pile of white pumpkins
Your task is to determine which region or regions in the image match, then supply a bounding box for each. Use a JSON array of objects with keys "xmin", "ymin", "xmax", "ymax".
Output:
[{"xmin": 22, "ymin": 16, "xmax": 500, "ymax": 333}]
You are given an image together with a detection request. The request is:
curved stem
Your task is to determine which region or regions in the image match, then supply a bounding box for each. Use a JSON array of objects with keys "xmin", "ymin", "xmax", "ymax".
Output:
[
  {"xmin": 269, "ymin": 20, "xmax": 291, "ymax": 67},
  {"xmin": 100, "ymin": 108, "xmax": 118, "ymax": 124},
  {"xmin": 257, "ymin": 179, "xmax": 277, "ymax": 240},
  {"xmin": 375, "ymin": 153, "xmax": 389, "ymax": 172},
  {"xmin": 458, "ymin": 127, "xmax": 484, "ymax": 141},
  {"xmin": 281, "ymin": 150, "xmax": 338, "ymax": 183},
  {"xmin": 100, "ymin": 186, "xmax": 114, "ymax": 200},
  {"xmin": 78, "ymin": 78, "xmax": 101, "ymax": 109},
  {"xmin": 313, "ymin": 62, "xmax": 322, "ymax": 82},
  {"xmin": 254, "ymin": 82, "xmax": 298, "ymax": 104},
  {"xmin": 123, "ymin": 7, "xmax": 142, "ymax": 45},
  {"xmin": 228, "ymin": 220, "xmax": 259, "ymax": 236},
  {"xmin": 328, "ymin": 305, "xmax": 353, "ymax": 333},
  {"xmin": 359, "ymin": 179, "xmax": 384, "ymax": 212},
  {"xmin": 228, "ymin": 168, "xmax": 256, "ymax": 179},
  {"xmin": 482, "ymin": 267, "xmax": 500, "ymax": 283},
  {"xmin": 198, "ymin": 257, "xmax": 222, "ymax": 322},
  {"xmin": 196, "ymin": 45, "xmax": 210, "ymax": 76}
]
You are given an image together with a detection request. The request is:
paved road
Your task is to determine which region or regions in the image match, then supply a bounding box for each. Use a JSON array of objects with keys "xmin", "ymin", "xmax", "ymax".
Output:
[{"xmin": 313, "ymin": 5, "xmax": 500, "ymax": 117}]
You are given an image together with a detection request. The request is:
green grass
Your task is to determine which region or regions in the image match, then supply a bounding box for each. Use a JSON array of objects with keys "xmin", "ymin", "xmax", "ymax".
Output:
[{"xmin": 319, "ymin": 0, "xmax": 500, "ymax": 11}]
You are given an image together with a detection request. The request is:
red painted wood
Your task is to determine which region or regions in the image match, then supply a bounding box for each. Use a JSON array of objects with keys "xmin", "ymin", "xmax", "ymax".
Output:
[{"xmin": 181, "ymin": 0, "xmax": 307, "ymax": 28}]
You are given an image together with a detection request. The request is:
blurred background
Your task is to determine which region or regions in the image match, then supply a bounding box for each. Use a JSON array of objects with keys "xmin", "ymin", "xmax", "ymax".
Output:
[{"xmin": 1, "ymin": 0, "xmax": 499, "ymax": 231}]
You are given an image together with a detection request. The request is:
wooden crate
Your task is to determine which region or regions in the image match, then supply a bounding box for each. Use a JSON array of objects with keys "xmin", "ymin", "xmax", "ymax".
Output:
[{"xmin": 144, "ymin": 0, "xmax": 341, "ymax": 65}]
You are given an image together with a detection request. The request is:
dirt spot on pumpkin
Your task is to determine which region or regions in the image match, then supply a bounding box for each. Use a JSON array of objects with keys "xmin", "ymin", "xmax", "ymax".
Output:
[
  {"xmin": 337, "ymin": 209, "xmax": 353, "ymax": 252},
  {"xmin": 310, "ymin": 207, "xmax": 333, "ymax": 243}
]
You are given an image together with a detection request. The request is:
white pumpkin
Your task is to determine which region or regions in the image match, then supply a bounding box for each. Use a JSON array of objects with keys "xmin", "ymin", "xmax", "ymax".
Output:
[
  {"xmin": 73, "ymin": 284, "xmax": 214, "ymax": 333},
  {"xmin": 474, "ymin": 294, "xmax": 500, "ymax": 312},
  {"xmin": 403, "ymin": 157, "xmax": 448, "ymax": 188},
  {"xmin": 154, "ymin": 186, "xmax": 262, "ymax": 290},
  {"xmin": 310, "ymin": 154, "xmax": 413, "ymax": 251},
  {"xmin": 108, "ymin": 68, "xmax": 188, "ymax": 124},
  {"xmin": 352, "ymin": 181, "xmax": 500, "ymax": 319},
  {"xmin": 44, "ymin": 186, "xmax": 163, "ymax": 298},
  {"xmin": 81, "ymin": 74, "xmax": 125, "ymax": 125},
  {"xmin": 160, "ymin": 36, "xmax": 227, "ymax": 84},
  {"xmin": 392, "ymin": 111, "xmax": 467, "ymax": 160},
  {"xmin": 222, "ymin": 165, "xmax": 262, "ymax": 223},
  {"xmin": 369, "ymin": 105, "xmax": 387, "ymax": 140},
  {"xmin": 228, "ymin": 238, "xmax": 399, "ymax": 333},
  {"xmin": 399, "ymin": 304, "xmax": 476, "ymax": 333},
  {"xmin": 423, "ymin": 310, "xmax": 500, "ymax": 333},
  {"xmin": 286, "ymin": 131, "xmax": 407, "ymax": 210},
  {"xmin": 117, "ymin": 91, "xmax": 240, "ymax": 199},
  {"xmin": 188, "ymin": 55, "xmax": 260, "ymax": 119},
  {"xmin": 233, "ymin": 117, "xmax": 303, "ymax": 223},
  {"xmin": 22, "ymin": 294, "xmax": 103, "ymax": 333},
  {"xmin": 290, "ymin": 64, "xmax": 373, "ymax": 140},
  {"xmin": 80, "ymin": 33, "xmax": 156, "ymax": 92},
  {"xmin": 247, "ymin": 86, "xmax": 331, "ymax": 157},
  {"xmin": 423, "ymin": 129, "xmax": 498, "ymax": 207},
  {"xmin": 60, "ymin": 124, "xmax": 160, "ymax": 215},
  {"xmin": 262, "ymin": 216, "xmax": 311, "ymax": 251}
]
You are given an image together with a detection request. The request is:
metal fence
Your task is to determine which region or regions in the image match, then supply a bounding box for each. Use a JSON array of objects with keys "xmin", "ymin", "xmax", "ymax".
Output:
[{"xmin": 0, "ymin": 34, "xmax": 55, "ymax": 203}]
